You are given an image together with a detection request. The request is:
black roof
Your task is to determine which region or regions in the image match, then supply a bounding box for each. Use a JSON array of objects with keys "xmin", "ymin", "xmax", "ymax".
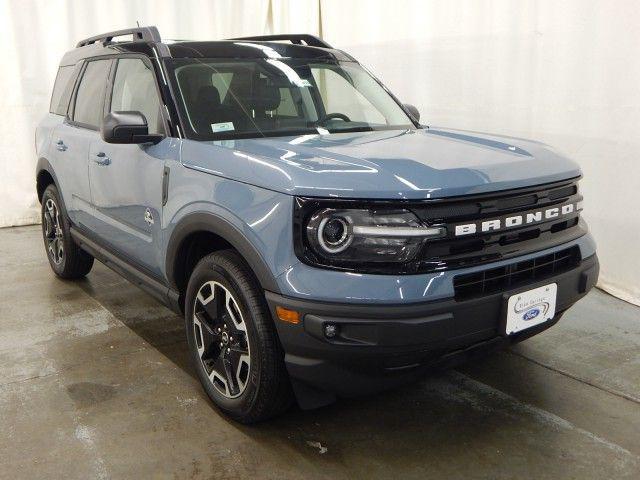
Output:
[
  {"xmin": 60, "ymin": 27, "xmax": 354, "ymax": 66},
  {"xmin": 166, "ymin": 41, "xmax": 353, "ymax": 61}
]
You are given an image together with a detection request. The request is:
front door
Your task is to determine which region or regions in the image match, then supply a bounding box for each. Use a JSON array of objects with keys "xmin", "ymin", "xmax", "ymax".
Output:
[{"xmin": 87, "ymin": 56, "xmax": 176, "ymax": 276}]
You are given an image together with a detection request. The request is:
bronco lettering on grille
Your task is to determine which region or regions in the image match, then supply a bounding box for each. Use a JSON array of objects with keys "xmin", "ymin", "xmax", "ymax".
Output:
[{"xmin": 453, "ymin": 202, "xmax": 581, "ymax": 237}]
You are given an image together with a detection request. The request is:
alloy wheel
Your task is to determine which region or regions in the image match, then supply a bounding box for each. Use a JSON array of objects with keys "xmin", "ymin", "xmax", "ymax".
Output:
[
  {"xmin": 192, "ymin": 281, "xmax": 251, "ymax": 399},
  {"xmin": 44, "ymin": 198, "xmax": 64, "ymax": 265}
]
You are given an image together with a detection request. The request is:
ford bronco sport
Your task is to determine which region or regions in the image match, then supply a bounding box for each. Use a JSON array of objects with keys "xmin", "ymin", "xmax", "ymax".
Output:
[{"xmin": 35, "ymin": 27, "xmax": 599, "ymax": 423}]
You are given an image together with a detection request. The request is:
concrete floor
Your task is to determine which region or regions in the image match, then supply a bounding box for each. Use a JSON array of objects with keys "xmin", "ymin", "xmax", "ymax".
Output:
[{"xmin": 1, "ymin": 225, "xmax": 639, "ymax": 480}]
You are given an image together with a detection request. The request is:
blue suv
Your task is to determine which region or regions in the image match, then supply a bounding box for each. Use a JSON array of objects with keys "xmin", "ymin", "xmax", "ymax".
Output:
[{"xmin": 35, "ymin": 27, "xmax": 599, "ymax": 422}]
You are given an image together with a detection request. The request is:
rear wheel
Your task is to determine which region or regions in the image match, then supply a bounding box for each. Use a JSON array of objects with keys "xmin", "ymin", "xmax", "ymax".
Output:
[
  {"xmin": 41, "ymin": 184, "xmax": 93, "ymax": 279},
  {"xmin": 185, "ymin": 250, "xmax": 292, "ymax": 423}
]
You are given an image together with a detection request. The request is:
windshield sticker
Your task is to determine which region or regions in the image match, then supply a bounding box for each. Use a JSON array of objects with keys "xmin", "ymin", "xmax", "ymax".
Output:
[{"xmin": 211, "ymin": 122, "xmax": 235, "ymax": 133}]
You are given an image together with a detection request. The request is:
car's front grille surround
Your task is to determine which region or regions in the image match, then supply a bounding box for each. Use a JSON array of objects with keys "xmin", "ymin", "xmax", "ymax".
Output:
[
  {"xmin": 453, "ymin": 246, "xmax": 581, "ymax": 300},
  {"xmin": 412, "ymin": 178, "xmax": 584, "ymax": 271}
]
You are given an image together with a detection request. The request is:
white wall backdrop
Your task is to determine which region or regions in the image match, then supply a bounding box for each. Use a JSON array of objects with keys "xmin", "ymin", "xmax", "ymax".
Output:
[{"xmin": 1, "ymin": 0, "xmax": 638, "ymax": 305}]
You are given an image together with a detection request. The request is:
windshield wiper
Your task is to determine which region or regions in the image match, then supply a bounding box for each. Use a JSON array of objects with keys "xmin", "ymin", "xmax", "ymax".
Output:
[{"xmin": 327, "ymin": 126, "xmax": 375, "ymax": 134}]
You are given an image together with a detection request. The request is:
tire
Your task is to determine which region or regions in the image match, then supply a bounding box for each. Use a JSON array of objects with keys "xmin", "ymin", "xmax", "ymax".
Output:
[
  {"xmin": 185, "ymin": 250, "xmax": 293, "ymax": 423},
  {"xmin": 41, "ymin": 184, "xmax": 94, "ymax": 279}
]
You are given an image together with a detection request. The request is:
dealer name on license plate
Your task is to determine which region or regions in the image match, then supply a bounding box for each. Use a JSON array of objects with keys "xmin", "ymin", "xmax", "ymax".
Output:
[{"xmin": 505, "ymin": 283, "xmax": 557, "ymax": 335}]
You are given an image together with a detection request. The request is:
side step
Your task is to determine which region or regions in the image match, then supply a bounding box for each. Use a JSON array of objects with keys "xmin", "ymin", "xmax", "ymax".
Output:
[{"xmin": 70, "ymin": 227, "xmax": 181, "ymax": 313}]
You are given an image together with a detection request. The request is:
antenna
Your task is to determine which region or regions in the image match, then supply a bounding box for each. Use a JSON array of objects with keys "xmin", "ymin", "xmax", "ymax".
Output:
[{"xmin": 136, "ymin": 20, "xmax": 141, "ymax": 28}]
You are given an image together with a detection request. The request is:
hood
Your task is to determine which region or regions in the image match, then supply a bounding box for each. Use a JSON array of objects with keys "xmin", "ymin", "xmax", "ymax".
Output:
[{"xmin": 180, "ymin": 127, "xmax": 581, "ymax": 199}]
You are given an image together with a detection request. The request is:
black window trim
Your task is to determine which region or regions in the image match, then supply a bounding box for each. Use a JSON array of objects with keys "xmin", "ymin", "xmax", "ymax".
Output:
[
  {"xmin": 105, "ymin": 53, "xmax": 169, "ymax": 136},
  {"xmin": 66, "ymin": 56, "xmax": 115, "ymax": 131}
]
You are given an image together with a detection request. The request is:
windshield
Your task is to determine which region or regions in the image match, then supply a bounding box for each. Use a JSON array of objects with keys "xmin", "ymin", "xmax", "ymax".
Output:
[{"xmin": 166, "ymin": 58, "xmax": 416, "ymax": 140}]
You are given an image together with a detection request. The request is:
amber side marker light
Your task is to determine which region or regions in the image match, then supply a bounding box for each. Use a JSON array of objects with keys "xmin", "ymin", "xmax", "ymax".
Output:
[{"xmin": 276, "ymin": 306, "xmax": 300, "ymax": 324}]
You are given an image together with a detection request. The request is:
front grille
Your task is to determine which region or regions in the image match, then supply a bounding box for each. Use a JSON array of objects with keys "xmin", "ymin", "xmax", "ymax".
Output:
[
  {"xmin": 294, "ymin": 178, "xmax": 585, "ymax": 275},
  {"xmin": 412, "ymin": 179, "xmax": 585, "ymax": 272},
  {"xmin": 453, "ymin": 246, "xmax": 581, "ymax": 300}
]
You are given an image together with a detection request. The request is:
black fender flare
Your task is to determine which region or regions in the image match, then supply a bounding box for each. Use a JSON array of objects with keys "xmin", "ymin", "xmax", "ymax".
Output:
[
  {"xmin": 35, "ymin": 157, "xmax": 78, "ymax": 229},
  {"xmin": 165, "ymin": 212, "xmax": 280, "ymax": 294},
  {"xmin": 35, "ymin": 157, "xmax": 73, "ymax": 219},
  {"xmin": 35, "ymin": 157, "xmax": 60, "ymax": 202}
]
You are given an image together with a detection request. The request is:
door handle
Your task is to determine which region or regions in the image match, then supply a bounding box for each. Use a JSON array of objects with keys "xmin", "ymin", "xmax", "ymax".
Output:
[
  {"xmin": 94, "ymin": 152, "xmax": 111, "ymax": 166},
  {"xmin": 56, "ymin": 140, "xmax": 67, "ymax": 152}
]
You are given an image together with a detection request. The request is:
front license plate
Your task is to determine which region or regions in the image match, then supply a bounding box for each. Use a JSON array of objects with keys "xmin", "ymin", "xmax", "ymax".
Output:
[{"xmin": 505, "ymin": 283, "xmax": 557, "ymax": 335}]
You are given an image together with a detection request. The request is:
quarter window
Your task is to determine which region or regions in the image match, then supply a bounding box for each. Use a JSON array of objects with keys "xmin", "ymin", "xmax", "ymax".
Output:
[
  {"xmin": 73, "ymin": 59, "xmax": 111, "ymax": 128},
  {"xmin": 110, "ymin": 58, "xmax": 163, "ymax": 135},
  {"xmin": 50, "ymin": 65, "xmax": 79, "ymax": 116}
]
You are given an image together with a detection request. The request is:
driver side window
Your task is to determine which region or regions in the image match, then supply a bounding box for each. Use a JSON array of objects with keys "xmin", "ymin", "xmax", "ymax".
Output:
[{"xmin": 110, "ymin": 58, "xmax": 164, "ymax": 135}]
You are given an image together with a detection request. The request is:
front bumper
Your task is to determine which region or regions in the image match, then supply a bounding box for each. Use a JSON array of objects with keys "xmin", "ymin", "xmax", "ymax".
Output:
[{"xmin": 266, "ymin": 253, "xmax": 599, "ymax": 408}]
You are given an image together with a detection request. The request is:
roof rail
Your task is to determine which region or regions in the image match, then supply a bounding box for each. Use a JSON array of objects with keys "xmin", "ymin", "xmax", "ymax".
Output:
[
  {"xmin": 76, "ymin": 26, "xmax": 161, "ymax": 48},
  {"xmin": 229, "ymin": 34, "xmax": 332, "ymax": 49}
]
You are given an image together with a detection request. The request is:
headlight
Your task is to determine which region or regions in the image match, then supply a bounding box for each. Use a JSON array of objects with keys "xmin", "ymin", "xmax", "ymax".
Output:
[
  {"xmin": 317, "ymin": 215, "xmax": 353, "ymax": 253},
  {"xmin": 295, "ymin": 199, "xmax": 446, "ymax": 273}
]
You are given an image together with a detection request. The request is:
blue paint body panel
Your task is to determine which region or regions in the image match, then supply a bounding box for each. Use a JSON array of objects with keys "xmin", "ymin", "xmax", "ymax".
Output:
[{"xmin": 180, "ymin": 128, "xmax": 581, "ymax": 200}]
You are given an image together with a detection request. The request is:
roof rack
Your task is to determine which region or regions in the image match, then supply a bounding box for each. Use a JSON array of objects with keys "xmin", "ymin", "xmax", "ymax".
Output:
[
  {"xmin": 229, "ymin": 34, "xmax": 332, "ymax": 49},
  {"xmin": 76, "ymin": 26, "xmax": 161, "ymax": 48}
]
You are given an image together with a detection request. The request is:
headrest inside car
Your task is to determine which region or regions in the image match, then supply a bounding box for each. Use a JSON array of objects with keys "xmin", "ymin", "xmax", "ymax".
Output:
[{"xmin": 249, "ymin": 79, "xmax": 281, "ymax": 111}]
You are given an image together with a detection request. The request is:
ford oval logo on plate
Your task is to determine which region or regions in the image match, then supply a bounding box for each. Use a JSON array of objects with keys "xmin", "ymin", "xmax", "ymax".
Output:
[
  {"xmin": 506, "ymin": 283, "xmax": 557, "ymax": 335},
  {"xmin": 522, "ymin": 308, "xmax": 540, "ymax": 321}
]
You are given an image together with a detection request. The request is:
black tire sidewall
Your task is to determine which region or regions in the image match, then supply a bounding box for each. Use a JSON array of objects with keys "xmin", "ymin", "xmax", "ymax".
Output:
[
  {"xmin": 185, "ymin": 254, "xmax": 265, "ymax": 417},
  {"xmin": 41, "ymin": 185, "xmax": 72, "ymax": 275}
]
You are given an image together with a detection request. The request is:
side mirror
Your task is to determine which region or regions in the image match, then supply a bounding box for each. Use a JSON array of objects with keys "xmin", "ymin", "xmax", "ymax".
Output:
[
  {"xmin": 403, "ymin": 103, "xmax": 420, "ymax": 123},
  {"xmin": 101, "ymin": 111, "xmax": 163, "ymax": 145}
]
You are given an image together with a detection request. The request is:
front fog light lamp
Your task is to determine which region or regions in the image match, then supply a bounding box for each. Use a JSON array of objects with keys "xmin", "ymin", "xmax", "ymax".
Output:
[
  {"xmin": 324, "ymin": 323, "xmax": 339, "ymax": 338},
  {"xmin": 306, "ymin": 208, "xmax": 446, "ymax": 263}
]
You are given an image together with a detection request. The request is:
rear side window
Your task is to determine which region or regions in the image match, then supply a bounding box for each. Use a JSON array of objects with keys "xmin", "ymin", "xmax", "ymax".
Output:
[
  {"xmin": 110, "ymin": 58, "xmax": 164, "ymax": 134},
  {"xmin": 49, "ymin": 65, "xmax": 78, "ymax": 116},
  {"xmin": 73, "ymin": 59, "xmax": 111, "ymax": 128}
]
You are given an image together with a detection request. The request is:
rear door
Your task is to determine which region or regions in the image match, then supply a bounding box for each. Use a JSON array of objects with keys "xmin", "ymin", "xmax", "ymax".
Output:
[
  {"xmin": 86, "ymin": 56, "xmax": 174, "ymax": 276},
  {"xmin": 53, "ymin": 59, "xmax": 112, "ymax": 227}
]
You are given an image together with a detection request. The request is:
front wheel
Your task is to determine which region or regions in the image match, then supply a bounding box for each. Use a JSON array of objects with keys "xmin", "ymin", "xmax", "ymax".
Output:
[{"xmin": 185, "ymin": 250, "xmax": 293, "ymax": 423}]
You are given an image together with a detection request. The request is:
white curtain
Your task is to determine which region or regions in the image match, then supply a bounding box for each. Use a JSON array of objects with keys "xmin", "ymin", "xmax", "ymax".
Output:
[{"xmin": 1, "ymin": 0, "xmax": 638, "ymax": 305}]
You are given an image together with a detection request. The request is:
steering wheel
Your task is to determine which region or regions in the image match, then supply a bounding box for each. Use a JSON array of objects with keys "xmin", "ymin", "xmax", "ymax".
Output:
[{"xmin": 317, "ymin": 112, "xmax": 351, "ymax": 125}]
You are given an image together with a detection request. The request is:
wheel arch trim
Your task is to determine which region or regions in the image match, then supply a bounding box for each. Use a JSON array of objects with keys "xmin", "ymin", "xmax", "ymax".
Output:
[
  {"xmin": 36, "ymin": 158, "xmax": 74, "ymax": 225},
  {"xmin": 165, "ymin": 211, "xmax": 280, "ymax": 294},
  {"xmin": 36, "ymin": 157, "xmax": 60, "ymax": 202}
]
